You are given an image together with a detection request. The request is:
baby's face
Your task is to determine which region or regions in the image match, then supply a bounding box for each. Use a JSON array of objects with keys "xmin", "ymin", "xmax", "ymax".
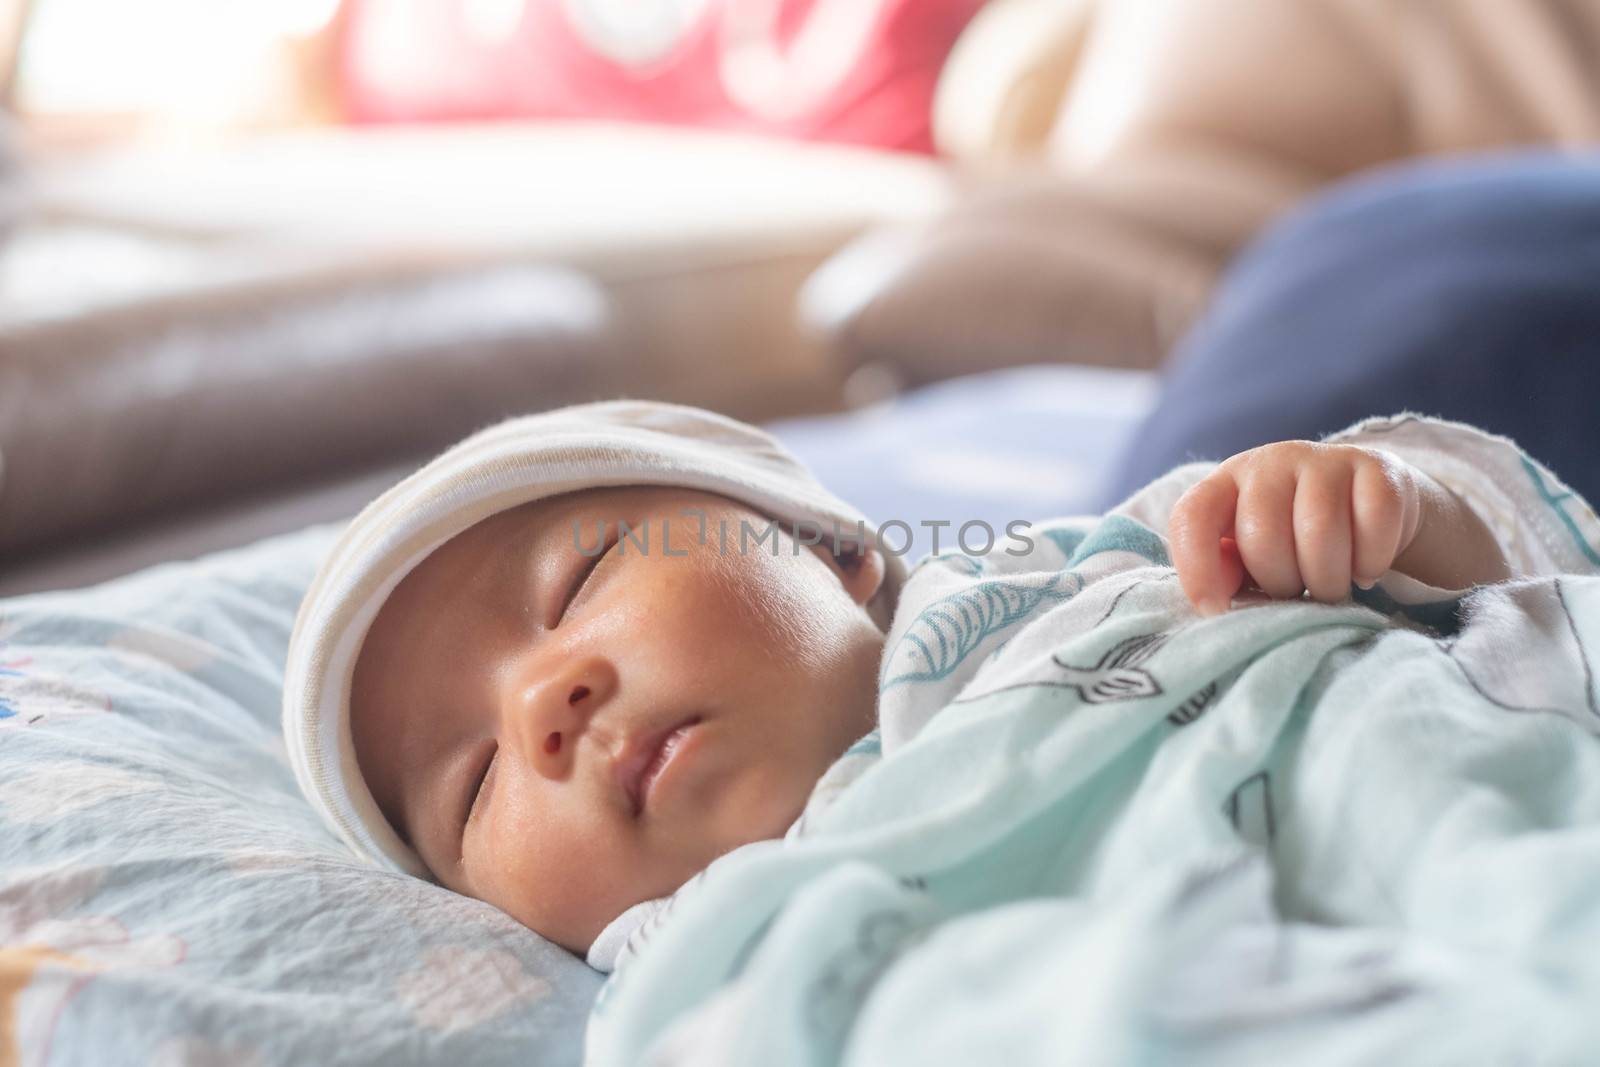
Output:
[{"xmin": 349, "ymin": 486, "xmax": 887, "ymax": 954}]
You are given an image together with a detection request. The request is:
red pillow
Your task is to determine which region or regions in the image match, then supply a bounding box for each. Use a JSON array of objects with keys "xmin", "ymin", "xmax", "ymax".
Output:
[{"xmin": 337, "ymin": 0, "xmax": 987, "ymax": 154}]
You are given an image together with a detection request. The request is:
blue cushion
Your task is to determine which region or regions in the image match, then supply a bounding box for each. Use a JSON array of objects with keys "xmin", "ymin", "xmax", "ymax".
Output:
[{"xmin": 1101, "ymin": 151, "xmax": 1600, "ymax": 508}]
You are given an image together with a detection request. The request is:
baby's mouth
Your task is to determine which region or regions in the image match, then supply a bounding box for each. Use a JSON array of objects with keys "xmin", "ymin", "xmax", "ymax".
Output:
[{"xmin": 616, "ymin": 715, "xmax": 703, "ymax": 817}]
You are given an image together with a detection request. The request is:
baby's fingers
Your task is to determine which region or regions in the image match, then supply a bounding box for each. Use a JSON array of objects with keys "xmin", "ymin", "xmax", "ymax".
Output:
[
  {"xmin": 1351, "ymin": 455, "xmax": 1410, "ymax": 587},
  {"xmin": 1169, "ymin": 472, "xmax": 1246, "ymax": 616},
  {"xmin": 1292, "ymin": 462, "xmax": 1354, "ymax": 602},
  {"xmin": 1232, "ymin": 463, "xmax": 1305, "ymax": 601}
]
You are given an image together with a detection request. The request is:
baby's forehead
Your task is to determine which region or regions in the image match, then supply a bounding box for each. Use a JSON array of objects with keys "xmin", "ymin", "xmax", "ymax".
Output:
[
  {"xmin": 363, "ymin": 483, "xmax": 760, "ymax": 653},
  {"xmin": 398, "ymin": 486, "xmax": 624, "ymax": 589}
]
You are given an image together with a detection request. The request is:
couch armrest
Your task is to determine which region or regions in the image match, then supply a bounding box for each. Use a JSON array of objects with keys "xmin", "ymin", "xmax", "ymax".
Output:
[
  {"xmin": 802, "ymin": 151, "xmax": 1310, "ymax": 388},
  {"xmin": 0, "ymin": 261, "xmax": 616, "ymax": 558}
]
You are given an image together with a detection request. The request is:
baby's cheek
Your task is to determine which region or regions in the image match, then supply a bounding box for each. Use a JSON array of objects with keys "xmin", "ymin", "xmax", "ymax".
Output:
[
  {"xmin": 698, "ymin": 753, "xmax": 812, "ymax": 853},
  {"xmin": 468, "ymin": 781, "xmax": 617, "ymax": 946},
  {"xmin": 709, "ymin": 548, "xmax": 855, "ymax": 670}
]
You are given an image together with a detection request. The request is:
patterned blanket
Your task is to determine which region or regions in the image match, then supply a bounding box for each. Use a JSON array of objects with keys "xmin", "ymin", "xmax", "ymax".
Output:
[{"xmin": 586, "ymin": 416, "xmax": 1600, "ymax": 1065}]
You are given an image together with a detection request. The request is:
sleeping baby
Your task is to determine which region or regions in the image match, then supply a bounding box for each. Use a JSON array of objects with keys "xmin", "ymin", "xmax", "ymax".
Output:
[{"xmin": 281, "ymin": 401, "xmax": 1600, "ymax": 1061}]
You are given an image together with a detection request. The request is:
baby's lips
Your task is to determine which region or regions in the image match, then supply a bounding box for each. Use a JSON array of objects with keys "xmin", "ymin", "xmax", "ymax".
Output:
[
  {"xmin": 611, "ymin": 730, "xmax": 659, "ymax": 816},
  {"xmin": 611, "ymin": 715, "xmax": 699, "ymax": 817}
]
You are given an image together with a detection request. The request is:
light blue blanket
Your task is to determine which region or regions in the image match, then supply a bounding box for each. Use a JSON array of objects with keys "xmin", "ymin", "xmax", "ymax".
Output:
[{"xmin": 586, "ymin": 416, "xmax": 1600, "ymax": 1065}]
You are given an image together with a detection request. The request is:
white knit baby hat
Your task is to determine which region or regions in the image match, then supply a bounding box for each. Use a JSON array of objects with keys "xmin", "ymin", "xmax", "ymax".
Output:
[{"xmin": 281, "ymin": 399, "xmax": 907, "ymax": 880}]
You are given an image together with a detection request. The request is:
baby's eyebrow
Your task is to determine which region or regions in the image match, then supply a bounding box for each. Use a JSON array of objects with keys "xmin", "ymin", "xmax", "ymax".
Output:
[
  {"xmin": 475, "ymin": 528, "xmax": 525, "ymax": 614},
  {"xmin": 491, "ymin": 517, "xmax": 557, "ymax": 623}
]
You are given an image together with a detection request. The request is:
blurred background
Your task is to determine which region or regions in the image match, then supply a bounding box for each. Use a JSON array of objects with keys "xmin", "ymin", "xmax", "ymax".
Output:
[{"xmin": 2, "ymin": 0, "xmax": 1598, "ymax": 592}]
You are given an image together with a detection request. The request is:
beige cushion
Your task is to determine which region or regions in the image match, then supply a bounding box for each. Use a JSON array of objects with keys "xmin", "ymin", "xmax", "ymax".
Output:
[
  {"xmin": 931, "ymin": 0, "xmax": 1096, "ymax": 163},
  {"xmin": 819, "ymin": 0, "xmax": 1600, "ymax": 386},
  {"xmin": 1051, "ymin": 0, "xmax": 1600, "ymax": 172}
]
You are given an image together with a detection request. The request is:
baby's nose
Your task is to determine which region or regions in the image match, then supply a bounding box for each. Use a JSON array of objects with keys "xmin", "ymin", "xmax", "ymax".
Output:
[{"xmin": 508, "ymin": 655, "xmax": 618, "ymax": 768}]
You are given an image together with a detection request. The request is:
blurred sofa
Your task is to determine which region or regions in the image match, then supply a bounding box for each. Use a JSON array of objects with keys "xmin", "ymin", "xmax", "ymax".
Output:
[
  {"xmin": 0, "ymin": 122, "xmax": 950, "ymax": 594},
  {"xmin": 8, "ymin": 0, "xmax": 1600, "ymax": 596},
  {"xmin": 807, "ymin": 0, "xmax": 1600, "ymax": 387}
]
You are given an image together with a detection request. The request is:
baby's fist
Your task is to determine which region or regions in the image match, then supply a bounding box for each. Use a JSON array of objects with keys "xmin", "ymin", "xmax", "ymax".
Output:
[{"xmin": 1168, "ymin": 442, "xmax": 1422, "ymax": 616}]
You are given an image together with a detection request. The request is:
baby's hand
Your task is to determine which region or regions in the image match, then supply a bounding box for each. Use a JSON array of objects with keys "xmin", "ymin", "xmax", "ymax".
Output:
[{"xmin": 1167, "ymin": 441, "xmax": 1423, "ymax": 616}]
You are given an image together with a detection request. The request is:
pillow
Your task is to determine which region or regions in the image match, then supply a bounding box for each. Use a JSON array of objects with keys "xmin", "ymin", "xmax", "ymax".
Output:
[
  {"xmin": 338, "ymin": 0, "xmax": 987, "ymax": 154},
  {"xmin": 0, "ymin": 525, "xmax": 599, "ymax": 1067},
  {"xmin": 1099, "ymin": 151, "xmax": 1600, "ymax": 511}
]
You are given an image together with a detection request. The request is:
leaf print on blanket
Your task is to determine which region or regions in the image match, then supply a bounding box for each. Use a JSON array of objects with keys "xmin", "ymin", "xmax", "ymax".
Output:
[
  {"xmin": 949, "ymin": 624, "xmax": 1219, "ymax": 727},
  {"xmin": 1053, "ymin": 632, "xmax": 1166, "ymax": 703},
  {"xmin": 880, "ymin": 571, "xmax": 1081, "ymax": 692},
  {"xmin": 954, "ymin": 631, "xmax": 1170, "ymax": 706},
  {"xmin": 1063, "ymin": 514, "xmax": 1171, "ymax": 568}
]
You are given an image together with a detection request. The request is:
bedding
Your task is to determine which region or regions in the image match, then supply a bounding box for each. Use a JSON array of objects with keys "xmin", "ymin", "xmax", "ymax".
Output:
[
  {"xmin": 0, "ymin": 363, "xmax": 1153, "ymax": 1065},
  {"xmin": 585, "ymin": 415, "xmax": 1600, "ymax": 1065},
  {"xmin": 0, "ymin": 525, "xmax": 603, "ymax": 1067},
  {"xmin": 769, "ymin": 363, "xmax": 1158, "ymax": 560}
]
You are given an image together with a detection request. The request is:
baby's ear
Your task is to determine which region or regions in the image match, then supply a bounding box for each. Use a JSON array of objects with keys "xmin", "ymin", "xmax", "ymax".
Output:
[{"xmin": 832, "ymin": 542, "xmax": 886, "ymax": 611}]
